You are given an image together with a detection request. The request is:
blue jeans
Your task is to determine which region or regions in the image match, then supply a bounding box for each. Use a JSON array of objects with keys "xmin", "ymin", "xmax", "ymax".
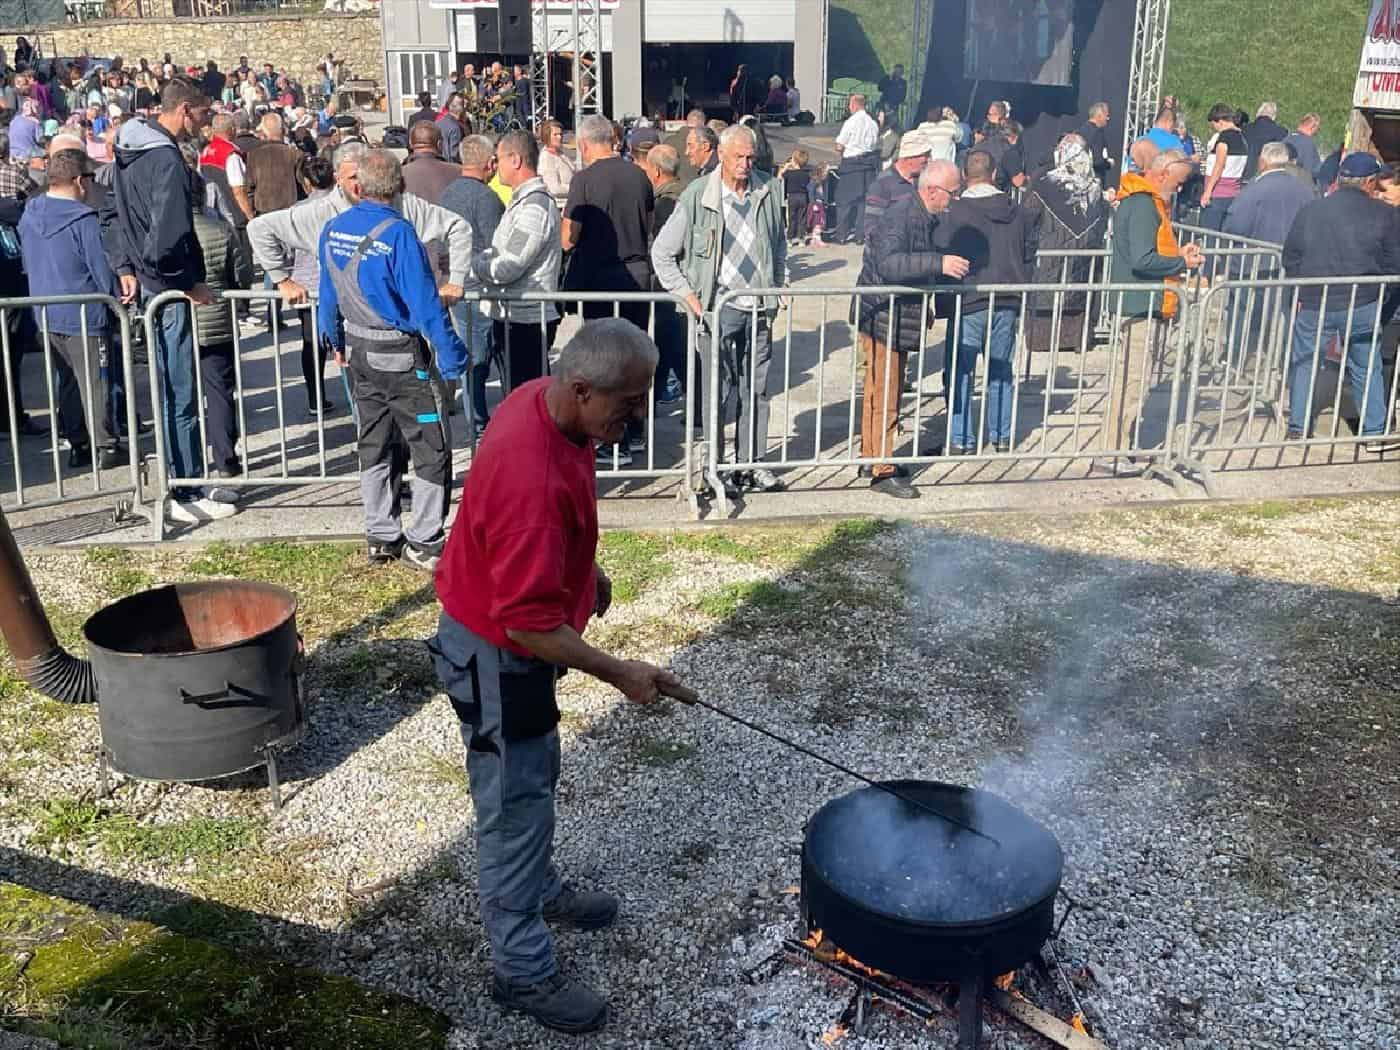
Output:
[
  {"xmin": 945, "ymin": 307, "xmax": 1017, "ymax": 449},
  {"xmin": 1287, "ymin": 306, "xmax": 1387, "ymax": 436},
  {"xmin": 452, "ymin": 302, "xmax": 494, "ymax": 431},
  {"xmin": 146, "ymin": 293, "xmax": 203, "ymax": 496}
]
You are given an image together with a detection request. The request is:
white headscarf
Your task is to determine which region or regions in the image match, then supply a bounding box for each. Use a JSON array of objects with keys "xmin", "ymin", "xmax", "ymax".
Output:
[{"xmin": 1044, "ymin": 134, "xmax": 1101, "ymax": 214}]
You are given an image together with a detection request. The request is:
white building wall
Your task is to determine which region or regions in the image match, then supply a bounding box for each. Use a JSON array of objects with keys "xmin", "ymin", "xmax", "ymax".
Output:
[{"xmin": 642, "ymin": 0, "xmax": 796, "ymax": 42}]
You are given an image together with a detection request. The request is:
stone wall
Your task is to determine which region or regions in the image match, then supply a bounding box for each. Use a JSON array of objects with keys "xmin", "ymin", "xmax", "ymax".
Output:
[{"xmin": 6, "ymin": 11, "xmax": 383, "ymax": 92}]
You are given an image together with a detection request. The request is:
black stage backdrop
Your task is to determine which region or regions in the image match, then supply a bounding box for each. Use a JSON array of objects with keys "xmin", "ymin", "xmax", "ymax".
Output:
[{"xmin": 916, "ymin": 0, "xmax": 1136, "ymax": 179}]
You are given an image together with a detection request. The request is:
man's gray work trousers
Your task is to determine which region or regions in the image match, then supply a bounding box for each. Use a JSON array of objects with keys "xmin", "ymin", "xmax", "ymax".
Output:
[
  {"xmin": 347, "ymin": 337, "xmax": 451, "ymax": 552},
  {"xmin": 429, "ymin": 610, "xmax": 565, "ymax": 982}
]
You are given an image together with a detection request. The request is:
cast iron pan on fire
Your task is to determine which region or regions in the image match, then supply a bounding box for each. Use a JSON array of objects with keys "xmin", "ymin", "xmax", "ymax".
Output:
[{"xmin": 663, "ymin": 685, "xmax": 1066, "ymax": 1044}]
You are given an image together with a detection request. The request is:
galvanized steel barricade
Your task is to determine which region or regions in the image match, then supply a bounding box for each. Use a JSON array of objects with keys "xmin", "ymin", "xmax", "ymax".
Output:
[
  {"xmin": 1177, "ymin": 275, "xmax": 1399, "ymax": 494},
  {"xmin": 0, "ymin": 293, "xmax": 151, "ymax": 521},
  {"xmin": 141, "ymin": 288, "xmax": 700, "ymax": 539},
  {"xmin": 701, "ymin": 281, "xmax": 1203, "ymax": 516}
]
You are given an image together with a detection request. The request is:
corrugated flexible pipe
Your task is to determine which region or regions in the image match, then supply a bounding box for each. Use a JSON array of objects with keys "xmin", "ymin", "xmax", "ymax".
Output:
[{"xmin": 0, "ymin": 507, "xmax": 97, "ymax": 704}]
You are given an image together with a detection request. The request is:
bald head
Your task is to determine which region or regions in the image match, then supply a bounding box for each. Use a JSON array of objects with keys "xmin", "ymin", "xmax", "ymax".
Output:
[
  {"xmin": 258, "ymin": 112, "xmax": 283, "ymax": 141},
  {"xmin": 409, "ymin": 120, "xmax": 441, "ymax": 152},
  {"xmin": 1129, "ymin": 137, "xmax": 1159, "ymax": 173}
]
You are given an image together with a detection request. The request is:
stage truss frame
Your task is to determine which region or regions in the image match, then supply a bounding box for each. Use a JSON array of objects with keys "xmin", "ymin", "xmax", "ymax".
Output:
[{"xmin": 529, "ymin": 0, "xmax": 604, "ymax": 130}]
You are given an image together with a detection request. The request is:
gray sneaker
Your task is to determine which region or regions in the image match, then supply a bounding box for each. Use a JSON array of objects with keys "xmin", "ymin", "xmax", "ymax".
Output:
[
  {"xmin": 491, "ymin": 972, "xmax": 608, "ymax": 1034},
  {"xmin": 542, "ymin": 884, "xmax": 619, "ymax": 930},
  {"xmin": 400, "ymin": 544, "xmax": 442, "ymax": 573}
]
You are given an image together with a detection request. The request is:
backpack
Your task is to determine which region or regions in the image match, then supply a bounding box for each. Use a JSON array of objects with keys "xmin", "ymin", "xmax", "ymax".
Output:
[{"xmin": 380, "ymin": 125, "xmax": 409, "ymax": 149}]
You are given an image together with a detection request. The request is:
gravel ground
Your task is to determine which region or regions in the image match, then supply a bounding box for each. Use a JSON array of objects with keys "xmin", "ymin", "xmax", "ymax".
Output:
[{"xmin": 2, "ymin": 500, "xmax": 1399, "ymax": 1049}]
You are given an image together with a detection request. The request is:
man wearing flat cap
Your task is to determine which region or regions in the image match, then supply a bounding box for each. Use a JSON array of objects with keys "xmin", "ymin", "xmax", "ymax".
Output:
[
  {"xmin": 1281, "ymin": 152, "xmax": 1400, "ymax": 452},
  {"xmin": 862, "ymin": 129, "xmax": 931, "ymax": 238}
]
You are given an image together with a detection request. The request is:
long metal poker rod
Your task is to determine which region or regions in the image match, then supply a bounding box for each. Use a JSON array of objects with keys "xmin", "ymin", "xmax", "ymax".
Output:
[{"xmin": 663, "ymin": 685, "xmax": 1001, "ymax": 846}]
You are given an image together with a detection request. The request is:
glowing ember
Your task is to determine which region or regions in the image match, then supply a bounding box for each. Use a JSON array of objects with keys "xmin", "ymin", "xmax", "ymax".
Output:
[
  {"xmin": 1070, "ymin": 1013, "xmax": 1089, "ymax": 1034},
  {"xmin": 994, "ymin": 971, "xmax": 1016, "ymax": 991}
]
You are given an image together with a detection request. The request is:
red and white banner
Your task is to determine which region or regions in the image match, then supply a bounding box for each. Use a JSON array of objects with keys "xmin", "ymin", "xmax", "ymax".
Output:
[{"xmin": 1361, "ymin": 0, "xmax": 1400, "ymax": 73}]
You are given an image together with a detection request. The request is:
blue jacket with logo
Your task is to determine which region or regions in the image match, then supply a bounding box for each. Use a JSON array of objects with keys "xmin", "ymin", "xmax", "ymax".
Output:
[{"xmin": 316, "ymin": 200, "xmax": 468, "ymax": 380}]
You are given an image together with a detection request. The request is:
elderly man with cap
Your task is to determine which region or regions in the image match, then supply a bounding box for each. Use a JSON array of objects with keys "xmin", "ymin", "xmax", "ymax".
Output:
[
  {"xmin": 430, "ymin": 317, "xmax": 687, "ymax": 1035},
  {"xmin": 862, "ymin": 129, "xmax": 930, "ymax": 238},
  {"xmin": 1281, "ymin": 152, "xmax": 1400, "ymax": 452}
]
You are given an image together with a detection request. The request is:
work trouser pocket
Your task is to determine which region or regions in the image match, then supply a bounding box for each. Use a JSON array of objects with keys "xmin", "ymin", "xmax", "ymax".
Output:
[{"xmin": 498, "ymin": 649, "xmax": 561, "ymax": 742}]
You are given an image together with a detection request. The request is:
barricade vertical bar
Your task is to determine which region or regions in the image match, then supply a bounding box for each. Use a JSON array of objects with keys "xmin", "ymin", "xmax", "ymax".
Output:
[
  {"xmin": 77, "ymin": 308, "xmax": 99, "ymax": 486},
  {"xmin": 1008, "ymin": 290, "xmax": 1029, "ymax": 454},
  {"xmin": 709, "ymin": 293, "xmax": 725, "ymax": 515},
  {"xmin": 269, "ymin": 306, "xmax": 289, "ymax": 475},
  {"xmin": 911, "ymin": 293, "xmax": 929, "ymax": 459},
  {"xmin": 780, "ymin": 296, "xmax": 792, "ymax": 465},
  {"xmin": 39, "ymin": 307, "xmax": 63, "ymax": 502},
  {"xmin": 1, "ymin": 307, "xmax": 21, "ymax": 503},
  {"xmin": 944, "ymin": 294, "xmax": 962, "ymax": 453},
  {"xmin": 230, "ymin": 302, "xmax": 251, "ymax": 482},
  {"xmin": 143, "ymin": 296, "xmax": 169, "ymax": 541},
  {"xmin": 814, "ymin": 293, "xmax": 827, "ymax": 462},
  {"xmin": 974, "ymin": 290, "xmax": 995, "ymax": 455},
  {"xmin": 189, "ymin": 296, "xmax": 210, "ymax": 487}
]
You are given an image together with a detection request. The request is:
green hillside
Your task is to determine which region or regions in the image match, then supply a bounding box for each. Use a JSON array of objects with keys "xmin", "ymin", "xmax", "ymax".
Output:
[{"xmin": 828, "ymin": 0, "xmax": 1369, "ymax": 150}]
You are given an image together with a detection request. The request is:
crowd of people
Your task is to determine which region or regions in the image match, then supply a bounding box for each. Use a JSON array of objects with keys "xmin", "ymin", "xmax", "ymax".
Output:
[{"xmin": 1, "ymin": 32, "xmax": 1396, "ymax": 534}]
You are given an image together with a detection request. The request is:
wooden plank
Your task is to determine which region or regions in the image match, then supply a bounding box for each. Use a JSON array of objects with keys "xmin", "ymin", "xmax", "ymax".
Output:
[{"xmin": 987, "ymin": 989, "xmax": 1109, "ymax": 1050}]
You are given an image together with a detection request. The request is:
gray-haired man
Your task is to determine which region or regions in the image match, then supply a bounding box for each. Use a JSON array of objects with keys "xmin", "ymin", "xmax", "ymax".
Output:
[
  {"xmin": 431, "ymin": 318, "xmax": 687, "ymax": 1035},
  {"xmin": 652, "ymin": 123, "xmax": 788, "ymax": 499}
]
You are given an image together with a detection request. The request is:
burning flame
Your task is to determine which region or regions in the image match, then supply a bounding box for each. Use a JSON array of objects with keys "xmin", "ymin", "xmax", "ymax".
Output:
[
  {"xmin": 1070, "ymin": 1013, "xmax": 1089, "ymax": 1034},
  {"xmin": 994, "ymin": 971, "xmax": 1015, "ymax": 991}
]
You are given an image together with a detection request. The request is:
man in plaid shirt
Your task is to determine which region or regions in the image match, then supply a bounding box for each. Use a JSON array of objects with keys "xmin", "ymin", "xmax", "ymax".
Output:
[{"xmin": 0, "ymin": 130, "xmax": 32, "ymax": 201}]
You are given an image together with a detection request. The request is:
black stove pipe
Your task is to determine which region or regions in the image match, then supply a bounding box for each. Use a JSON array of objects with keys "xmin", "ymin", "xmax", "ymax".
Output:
[{"xmin": 0, "ymin": 507, "xmax": 97, "ymax": 704}]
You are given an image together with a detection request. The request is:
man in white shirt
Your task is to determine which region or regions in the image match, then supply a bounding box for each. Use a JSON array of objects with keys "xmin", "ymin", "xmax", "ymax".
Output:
[{"xmin": 832, "ymin": 93, "xmax": 879, "ymax": 242}]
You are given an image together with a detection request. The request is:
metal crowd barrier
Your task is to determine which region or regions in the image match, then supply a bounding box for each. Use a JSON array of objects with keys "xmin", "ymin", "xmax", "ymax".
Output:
[
  {"xmin": 702, "ymin": 281, "xmax": 1201, "ymax": 516},
  {"xmin": 0, "ymin": 294, "xmax": 150, "ymax": 521},
  {"xmin": 1177, "ymin": 275, "xmax": 1400, "ymax": 493},
  {"xmin": 140, "ymin": 288, "xmax": 698, "ymax": 539}
]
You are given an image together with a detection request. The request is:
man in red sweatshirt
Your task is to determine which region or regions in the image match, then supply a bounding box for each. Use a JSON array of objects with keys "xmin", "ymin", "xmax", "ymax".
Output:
[{"xmin": 431, "ymin": 317, "xmax": 685, "ymax": 1035}]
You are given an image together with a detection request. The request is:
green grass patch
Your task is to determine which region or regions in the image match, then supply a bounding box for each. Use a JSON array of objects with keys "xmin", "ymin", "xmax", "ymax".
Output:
[
  {"xmin": 2, "ymin": 883, "xmax": 450, "ymax": 1050},
  {"xmin": 28, "ymin": 800, "xmax": 105, "ymax": 850},
  {"xmin": 417, "ymin": 752, "xmax": 469, "ymax": 794},
  {"xmin": 597, "ymin": 531, "xmax": 673, "ymax": 604},
  {"xmin": 629, "ymin": 735, "xmax": 698, "ymax": 768},
  {"xmin": 83, "ymin": 546, "xmax": 155, "ymax": 599},
  {"xmin": 1165, "ymin": 0, "xmax": 1367, "ymax": 153},
  {"xmin": 102, "ymin": 816, "xmax": 262, "ymax": 865},
  {"xmin": 694, "ymin": 579, "xmax": 800, "ymax": 621}
]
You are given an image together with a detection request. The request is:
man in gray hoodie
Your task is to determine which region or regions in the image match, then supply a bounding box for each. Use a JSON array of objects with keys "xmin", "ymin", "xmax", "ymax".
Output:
[{"xmin": 247, "ymin": 140, "xmax": 472, "ymax": 308}]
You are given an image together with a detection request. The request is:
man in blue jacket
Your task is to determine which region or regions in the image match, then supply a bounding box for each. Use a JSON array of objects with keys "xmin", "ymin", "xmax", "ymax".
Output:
[
  {"xmin": 19, "ymin": 148, "xmax": 128, "ymax": 472},
  {"xmin": 318, "ymin": 149, "xmax": 468, "ymax": 572}
]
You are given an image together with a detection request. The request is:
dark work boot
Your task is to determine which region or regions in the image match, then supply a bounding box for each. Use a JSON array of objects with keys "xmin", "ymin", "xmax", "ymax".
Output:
[
  {"xmin": 542, "ymin": 884, "xmax": 619, "ymax": 931},
  {"xmin": 491, "ymin": 972, "xmax": 608, "ymax": 1034}
]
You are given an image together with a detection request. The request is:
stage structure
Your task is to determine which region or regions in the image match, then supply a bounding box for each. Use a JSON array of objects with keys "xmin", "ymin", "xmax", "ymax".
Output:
[
  {"xmin": 910, "ymin": 0, "xmax": 935, "ymax": 122},
  {"xmin": 530, "ymin": 0, "xmax": 605, "ymax": 130},
  {"xmin": 913, "ymin": 0, "xmax": 1170, "ymax": 172},
  {"xmin": 1123, "ymin": 0, "xmax": 1171, "ymax": 163}
]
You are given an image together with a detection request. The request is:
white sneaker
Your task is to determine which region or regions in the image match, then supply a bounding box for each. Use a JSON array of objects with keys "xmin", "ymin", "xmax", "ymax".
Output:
[{"xmin": 167, "ymin": 497, "xmax": 237, "ymax": 524}]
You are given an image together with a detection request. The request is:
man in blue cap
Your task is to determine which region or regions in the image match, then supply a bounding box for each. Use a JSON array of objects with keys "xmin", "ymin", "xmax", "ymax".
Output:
[
  {"xmin": 318, "ymin": 149, "xmax": 469, "ymax": 570},
  {"xmin": 1281, "ymin": 152, "xmax": 1400, "ymax": 453}
]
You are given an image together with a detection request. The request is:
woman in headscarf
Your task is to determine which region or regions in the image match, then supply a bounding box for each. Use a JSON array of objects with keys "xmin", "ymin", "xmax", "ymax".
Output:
[
  {"xmin": 8, "ymin": 98, "xmax": 43, "ymax": 161},
  {"xmin": 1022, "ymin": 133, "xmax": 1110, "ymax": 353}
]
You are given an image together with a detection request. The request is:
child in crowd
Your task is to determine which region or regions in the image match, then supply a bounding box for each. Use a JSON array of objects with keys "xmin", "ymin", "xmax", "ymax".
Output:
[
  {"xmin": 807, "ymin": 163, "xmax": 830, "ymax": 246},
  {"xmin": 778, "ymin": 148, "xmax": 810, "ymax": 246}
]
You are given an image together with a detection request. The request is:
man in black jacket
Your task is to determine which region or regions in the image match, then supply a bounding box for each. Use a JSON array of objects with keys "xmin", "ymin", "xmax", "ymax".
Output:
[
  {"xmin": 1243, "ymin": 101, "xmax": 1288, "ymax": 180},
  {"xmin": 1282, "ymin": 153, "xmax": 1400, "ymax": 451},
  {"xmin": 1076, "ymin": 102, "xmax": 1113, "ymax": 187},
  {"xmin": 105, "ymin": 75, "xmax": 234, "ymax": 525},
  {"xmin": 855, "ymin": 160, "xmax": 969, "ymax": 498},
  {"xmin": 936, "ymin": 149, "xmax": 1035, "ymax": 455}
]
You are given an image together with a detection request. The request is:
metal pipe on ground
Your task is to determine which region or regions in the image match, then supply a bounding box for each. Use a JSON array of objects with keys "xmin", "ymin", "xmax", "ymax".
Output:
[{"xmin": 0, "ymin": 506, "xmax": 96, "ymax": 703}]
